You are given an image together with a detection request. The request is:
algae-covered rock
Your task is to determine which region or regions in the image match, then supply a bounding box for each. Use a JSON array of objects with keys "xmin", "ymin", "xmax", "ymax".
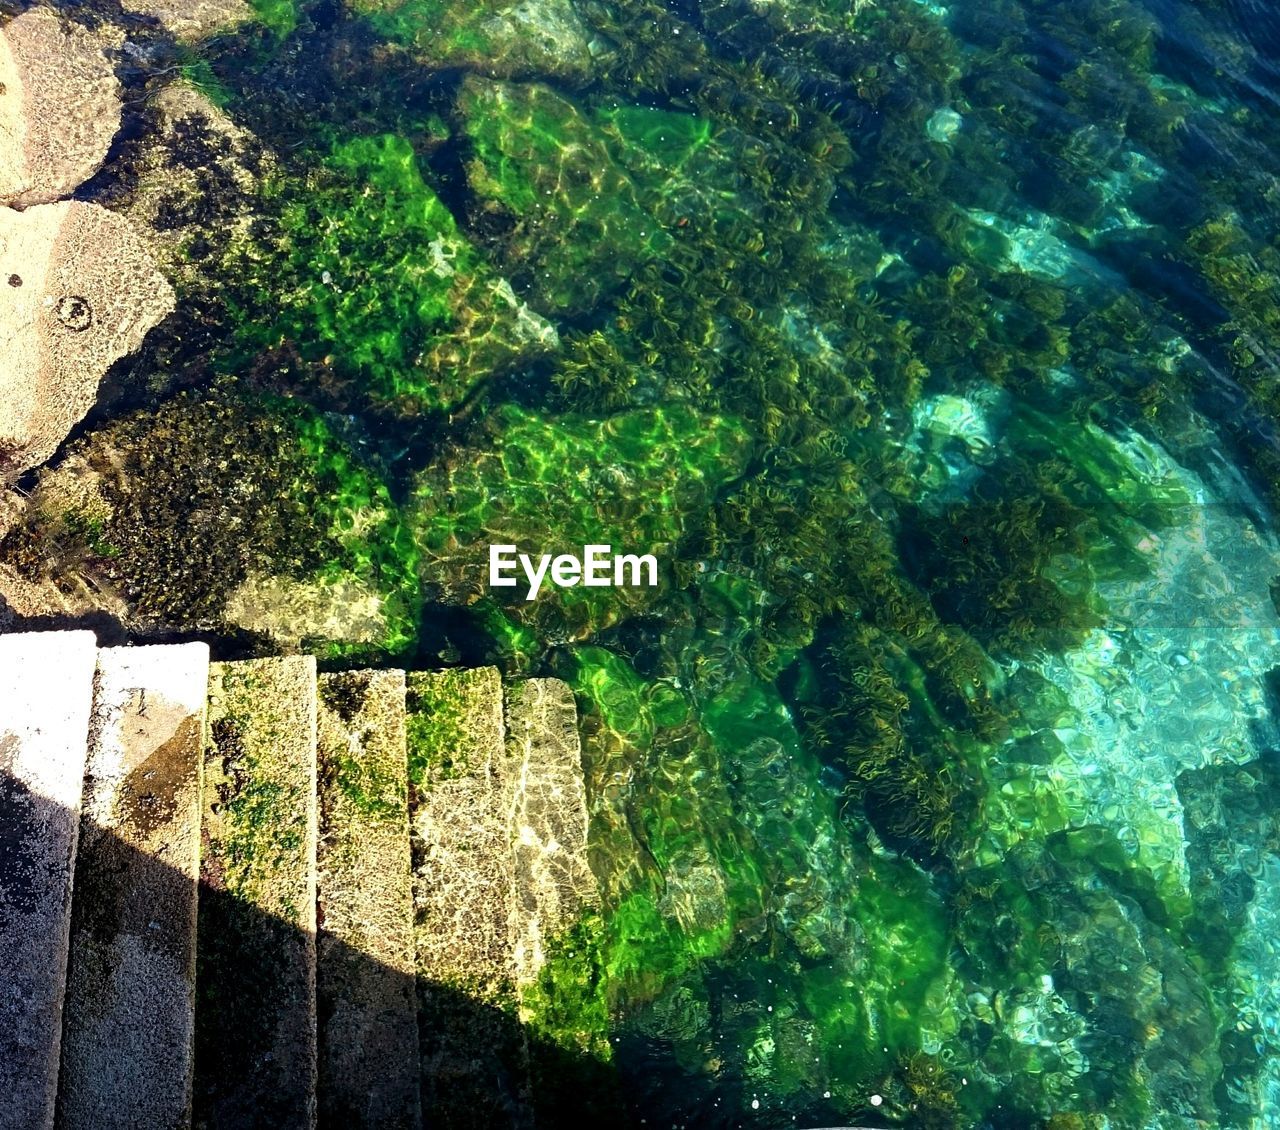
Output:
[
  {"xmin": 951, "ymin": 838, "xmax": 1222, "ymax": 1123},
  {"xmin": 225, "ymin": 130, "xmax": 558, "ymax": 414},
  {"xmin": 0, "ymin": 201, "xmax": 175, "ymax": 475},
  {"xmin": 559, "ymin": 642, "xmax": 963, "ymax": 1124},
  {"xmin": 350, "ymin": 0, "xmax": 601, "ymax": 85},
  {"xmin": 459, "ymin": 78, "xmax": 673, "ymax": 316},
  {"xmin": 120, "ymin": 81, "xmax": 269, "ymax": 294},
  {"xmin": 409, "ymin": 402, "xmax": 751, "ymax": 639},
  {"xmin": 0, "ymin": 389, "xmax": 419, "ymax": 654},
  {"xmin": 110, "ymin": 86, "xmax": 557, "ymax": 412},
  {"xmin": 0, "ymin": 7, "xmax": 123, "ymax": 207}
]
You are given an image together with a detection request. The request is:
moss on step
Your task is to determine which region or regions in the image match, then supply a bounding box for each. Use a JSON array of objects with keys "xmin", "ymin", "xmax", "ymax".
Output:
[
  {"xmin": 195, "ymin": 656, "xmax": 317, "ymax": 1128},
  {"xmin": 316, "ymin": 668, "xmax": 420, "ymax": 1129}
]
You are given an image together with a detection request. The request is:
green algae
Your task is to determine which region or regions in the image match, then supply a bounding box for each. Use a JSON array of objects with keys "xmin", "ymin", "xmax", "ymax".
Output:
[
  {"xmin": 349, "ymin": 0, "xmax": 597, "ymax": 83},
  {"xmin": 459, "ymin": 79, "xmax": 674, "ymax": 315},
  {"xmin": 518, "ymin": 912, "xmax": 626, "ymax": 1122},
  {"xmin": 404, "ymin": 668, "xmax": 501, "ymax": 788},
  {"xmin": 409, "ymin": 402, "xmax": 751, "ymax": 638},
  {"xmin": 317, "ymin": 673, "xmax": 407, "ymax": 822},
  {"xmin": 203, "ymin": 659, "xmax": 314, "ymax": 917},
  {"xmin": 555, "ymin": 640, "xmax": 967, "ymax": 1119},
  {"xmin": 221, "ymin": 130, "xmax": 555, "ymax": 415},
  {"xmin": 248, "ymin": 0, "xmax": 298, "ymax": 36}
]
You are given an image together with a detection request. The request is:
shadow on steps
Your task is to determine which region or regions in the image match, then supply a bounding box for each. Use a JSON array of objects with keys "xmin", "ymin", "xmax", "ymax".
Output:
[{"xmin": 0, "ymin": 770, "xmax": 626, "ymax": 1130}]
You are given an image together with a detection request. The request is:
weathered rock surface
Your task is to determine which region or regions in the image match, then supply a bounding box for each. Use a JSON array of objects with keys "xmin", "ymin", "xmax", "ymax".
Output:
[
  {"xmin": 195, "ymin": 656, "xmax": 318, "ymax": 1129},
  {"xmin": 316, "ymin": 669, "xmax": 421, "ymax": 1130},
  {"xmin": 121, "ymin": 0, "xmax": 252, "ymax": 42},
  {"xmin": 501, "ymin": 677, "xmax": 597, "ymax": 988},
  {"xmin": 59, "ymin": 643, "xmax": 210, "ymax": 1130},
  {"xmin": 0, "ymin": 201, "xmax": 174, "ymax": 475},
  {"xmin": 0, "ymin": 630, "xmax": 98, "ymax": 1130},
  {"xmin": 0, "ymin": 8, "xmax": 123, "ymax": 207}
]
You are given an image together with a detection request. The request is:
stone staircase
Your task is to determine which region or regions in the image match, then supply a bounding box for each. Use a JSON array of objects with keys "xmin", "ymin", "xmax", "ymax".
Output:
[{"xmin": 0, "ymin": 631, "xmax": 595, "ymax": 1130}]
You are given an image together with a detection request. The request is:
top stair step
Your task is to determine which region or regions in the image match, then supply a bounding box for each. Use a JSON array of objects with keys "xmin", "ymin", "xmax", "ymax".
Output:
[{"xmin": 0, "ymin": 631, "xmax": 99, "ymax": 1130}]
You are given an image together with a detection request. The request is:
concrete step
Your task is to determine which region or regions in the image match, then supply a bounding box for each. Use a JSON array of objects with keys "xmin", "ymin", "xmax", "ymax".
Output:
[
  {"xmin": 58, "ymin": 643, "xmax": 210, "ymax": 1130},
  {"xmin": 194, "ymin": 656, "xmax": 318, "ymax": 1130},
  {"xmin": 0, "ymin": 630, "xmax": 99, "ymax": 1130},
  {"xmin": 315, "ymin": 669, "xmax": 420, "ymax": 1130},
  {"xmin": 406, "ymin": 666, "xmax": 532, "ymax": 1130},
  {"xmin": 501, "ymin": 678, "xmax": 597, "ymax": 990}
]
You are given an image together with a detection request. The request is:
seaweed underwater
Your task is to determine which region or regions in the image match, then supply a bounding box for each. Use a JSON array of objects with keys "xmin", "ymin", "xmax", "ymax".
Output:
[{"xmin": 7, "ymin": 0, "xmax": 1280, "ymax": 1123}]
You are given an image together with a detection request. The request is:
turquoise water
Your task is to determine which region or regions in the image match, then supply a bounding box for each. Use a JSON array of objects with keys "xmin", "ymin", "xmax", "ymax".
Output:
[{"xmin": 10, "ymin": 0, "xmax": 1280, "ymax": 1122}]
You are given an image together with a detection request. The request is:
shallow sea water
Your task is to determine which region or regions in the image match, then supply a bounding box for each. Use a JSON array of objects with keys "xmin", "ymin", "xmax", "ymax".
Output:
[{"xmin": 13, "ymin": 0, "xmax": 1280, "ymax": 1122}]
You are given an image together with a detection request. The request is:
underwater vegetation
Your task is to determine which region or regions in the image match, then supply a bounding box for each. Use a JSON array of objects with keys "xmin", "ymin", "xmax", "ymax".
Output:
[
  {"xmin": 8, "ymin": 0, "xmax": 1280, "ymax": 1121},
  {"xmin": 459, "ymin": 78, "xmax": 676, "ymax": 317},
  {"xmin": 215, "ymin": 128, "xmax": 558, "ymax": 418},
  {"xmin": 408, "ymin": 401, "xmax": 751, "ymax": 640},
  {"xmin": 350, "ymin": 0, "xmax": 600, "ymax": 84}
]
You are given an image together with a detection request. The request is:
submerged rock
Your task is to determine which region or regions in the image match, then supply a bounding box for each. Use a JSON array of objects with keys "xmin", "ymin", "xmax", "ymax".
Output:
[
  {"xmin": 137, "ymin": 114, "xmax": 558, "ymax": 415},
  {"xmin": 351, "ymin": 0, "xmax": 601, "ymax": 85},
  {"xmin": 222, "ymin": 572, "xmax": 394, "ymax": 650},
  {"xmin": 0, "ymin": 201, "xmax": 174, "ymax": 475},
  {"xmin": 410, "ymin": 402, "xmax": 751, "ymax": 638},
  {"xmin": 0, "ymin": 391, "xmax": 418, "ymax": 654},
  {"xmin": 0, "ymin": 8, "xmax": 123, "ymax": 207},
  {"xmin": 459, "ymin": 78, "xmax": 672, "ymax": 316},
  {"xmin": 120, "ymin": 0, "xmax": 252, "ymax": 42}
]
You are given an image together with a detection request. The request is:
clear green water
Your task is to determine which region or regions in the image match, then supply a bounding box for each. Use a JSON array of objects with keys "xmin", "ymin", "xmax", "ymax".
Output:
[{"xmin": 11, "ymin": 0, "xmax": 1280, "ymax": 1123}]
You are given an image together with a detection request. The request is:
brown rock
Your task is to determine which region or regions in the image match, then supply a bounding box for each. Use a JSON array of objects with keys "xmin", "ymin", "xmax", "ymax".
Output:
[
  {"xmin": 0, "ymin": 8, "xmax": 123, "ymax": 207},
  {"xmin": 0, "ymin": 201, "xmax": 174, "ymax": 475}
]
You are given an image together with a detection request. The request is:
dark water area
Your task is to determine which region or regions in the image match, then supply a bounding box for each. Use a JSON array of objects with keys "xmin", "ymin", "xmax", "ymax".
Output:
[{"xmin": 9, "ymin": 0, "xmax": 1280, "ymax": 1123}]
